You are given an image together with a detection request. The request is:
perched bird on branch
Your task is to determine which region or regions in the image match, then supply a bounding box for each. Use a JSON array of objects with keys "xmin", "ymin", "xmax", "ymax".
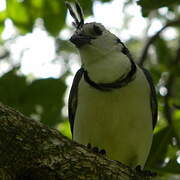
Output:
[{"xmin": 67, "ymin": 1, "xmax": 157, "ymax": 170}]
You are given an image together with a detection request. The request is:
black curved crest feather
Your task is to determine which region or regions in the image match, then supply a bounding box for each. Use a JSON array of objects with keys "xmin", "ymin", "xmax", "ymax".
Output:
[{"xmin": 65, "ymin": 1, "xmax": 84, "ymax": 29}]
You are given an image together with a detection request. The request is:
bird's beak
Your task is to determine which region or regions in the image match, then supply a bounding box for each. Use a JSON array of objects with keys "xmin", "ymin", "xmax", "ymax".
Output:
[{"xmin": 70, "ymin": 33, "xmax": 95, "ymax": 48}]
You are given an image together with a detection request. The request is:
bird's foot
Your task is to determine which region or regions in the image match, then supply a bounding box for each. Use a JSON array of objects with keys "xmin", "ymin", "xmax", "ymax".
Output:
[
  {"xmin": 87, "ymin": 143, "xmax": 106, "ymax": 155},
  {"xmin": 135, "ymin": 165, "xmax": 157, "ymax": 177}
]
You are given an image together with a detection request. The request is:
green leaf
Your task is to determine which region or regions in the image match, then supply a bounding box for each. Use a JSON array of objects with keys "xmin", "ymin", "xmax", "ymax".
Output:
[
  {"xmin": 173, "ymin": 78, "xmax": 180, "ymax": 114},
  {"xmin": 145, "ymin": 126, "xmax": 173, "ymax": 169},
  {"xmin": 161, "ymin": 144, "xmax": 180, "ymax": 174},
  {"xmin": 0, "ymin": 24, "xmax": 5, "ymax": 40},
  {"xmin": 2, "ymin": 0, "xmax": 67, "ymax": 35},
  {"xmin": 23, "ymin": 78, "xmax": 67, "ymax": 127},
  {"xmin": 30, "ymin": 0, "xmax": 44, "ymax": 8},
  {"xmin": 138, "ymin": 0, "xmax": 180, "ymax": 16},
  {"xmin": 154, "ymin": 37, "xmax": 173, "ymax": 68},
  {"xmin": 101, "ymin": 0, "xmax": 112, "ymax": 2},
  {"xmin": 6, "ymin": 0, "xmax": 34, "ymax": 33},
  {"xmin": 58, "ymin": 120, "xmax": 72, "ymax": 139},
  {"xmin": 0, "ymin": 10, "xmax": 7, "ymax": 22},
  {"xmin": 162, "ymin": 156, "xmax": 180, "ymax": 174},
  {"xmin": 0, "ymin": 68, "xmax": 67, "ymax": 127},
  {"xmin": 0, "ymin": 68, "xmax": 28, "ymax": 109},
  {"xmin": 42, "ymin": 0, "xmax": 66, "ymax": 36}
]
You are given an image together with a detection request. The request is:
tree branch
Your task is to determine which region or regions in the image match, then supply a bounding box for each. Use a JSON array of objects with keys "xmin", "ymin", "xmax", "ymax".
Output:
[
  {"xmin": 0, "ymin": 103, "xmax": 154, "ymax": 180},
  {"xmin": 139, "ymin": 18, "xmax": 180, "ymax": 66}
]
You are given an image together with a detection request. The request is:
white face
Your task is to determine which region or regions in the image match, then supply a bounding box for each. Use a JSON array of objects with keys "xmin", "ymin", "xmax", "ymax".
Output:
[{"xmin": 74, "ymin": 22, "xmax": 125, "ymax": 66}]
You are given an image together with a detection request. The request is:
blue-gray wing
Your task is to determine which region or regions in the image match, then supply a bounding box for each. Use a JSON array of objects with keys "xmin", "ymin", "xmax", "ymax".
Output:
[
  {"xmin": 141, "ymin": 67, "xmax": 157, "ymax": 129},
  {"xmin": 68, "ymin": 68, "xmax": 84, "ymax": 134}
]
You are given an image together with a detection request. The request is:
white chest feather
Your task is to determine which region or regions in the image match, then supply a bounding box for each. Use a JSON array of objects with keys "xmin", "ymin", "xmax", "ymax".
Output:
[{"xmin": 73, "ymin": 67, "xmax": 153, "ymax": 168}]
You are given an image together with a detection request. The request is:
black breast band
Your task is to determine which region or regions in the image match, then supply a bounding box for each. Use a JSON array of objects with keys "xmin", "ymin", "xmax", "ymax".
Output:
[{"xmin": 83, "ymin": 60, "xmax": 137, "ymax": 91}]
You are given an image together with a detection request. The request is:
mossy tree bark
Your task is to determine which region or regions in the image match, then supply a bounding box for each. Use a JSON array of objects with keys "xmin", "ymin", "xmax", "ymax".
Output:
[{"xmin": 0, "ymin": 103, "xmax": 154, "ymax": 180}]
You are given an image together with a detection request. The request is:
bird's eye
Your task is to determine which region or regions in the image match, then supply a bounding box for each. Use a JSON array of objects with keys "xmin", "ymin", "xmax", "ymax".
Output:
[{"xmin": 93, "ymin": 25, "xmax": 102, "ymax": 35}]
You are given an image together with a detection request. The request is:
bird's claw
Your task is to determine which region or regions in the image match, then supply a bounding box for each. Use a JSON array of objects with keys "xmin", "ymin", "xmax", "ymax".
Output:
[
  {"xmin": 87, "ymin": 143, "xmax": 106, "ymax": 155},
  {"xmin": 135, "ymin": 165, "xmax": 157, "ymax": 177}
]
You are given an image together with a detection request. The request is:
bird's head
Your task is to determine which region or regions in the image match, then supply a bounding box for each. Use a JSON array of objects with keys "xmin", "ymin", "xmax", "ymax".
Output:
[{"xmin": 66, "ymin": 1, "xmax": 130, "ymax": 67}]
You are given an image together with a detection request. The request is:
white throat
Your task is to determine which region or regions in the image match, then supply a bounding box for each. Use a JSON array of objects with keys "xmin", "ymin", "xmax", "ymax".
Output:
[{"xmin": 82, "ymin": 52, "xmax": 132, "ymax": 83}]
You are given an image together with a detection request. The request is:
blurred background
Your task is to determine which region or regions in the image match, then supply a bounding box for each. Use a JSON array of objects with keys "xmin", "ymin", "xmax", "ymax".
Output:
[{"xmin": 0, "ymin": 0, "xmax": 179, "ymax": 179}]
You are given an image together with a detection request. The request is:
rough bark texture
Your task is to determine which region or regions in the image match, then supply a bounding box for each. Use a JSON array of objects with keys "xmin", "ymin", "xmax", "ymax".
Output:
[{"xmin": 0, "ymin": 103, "xmax": 154, "ymax": 180}]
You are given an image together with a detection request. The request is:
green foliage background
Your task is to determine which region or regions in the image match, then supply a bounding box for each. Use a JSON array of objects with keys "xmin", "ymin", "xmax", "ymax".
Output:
[{"xmin": 0, "ymin": 0, "xmax": 180, "ymax": 179}]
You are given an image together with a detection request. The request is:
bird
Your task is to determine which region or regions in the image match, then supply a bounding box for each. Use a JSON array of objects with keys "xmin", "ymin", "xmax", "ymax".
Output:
[{"xmin": 66, "ymin": 1, "xmax": 157, "ymax": 169}]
